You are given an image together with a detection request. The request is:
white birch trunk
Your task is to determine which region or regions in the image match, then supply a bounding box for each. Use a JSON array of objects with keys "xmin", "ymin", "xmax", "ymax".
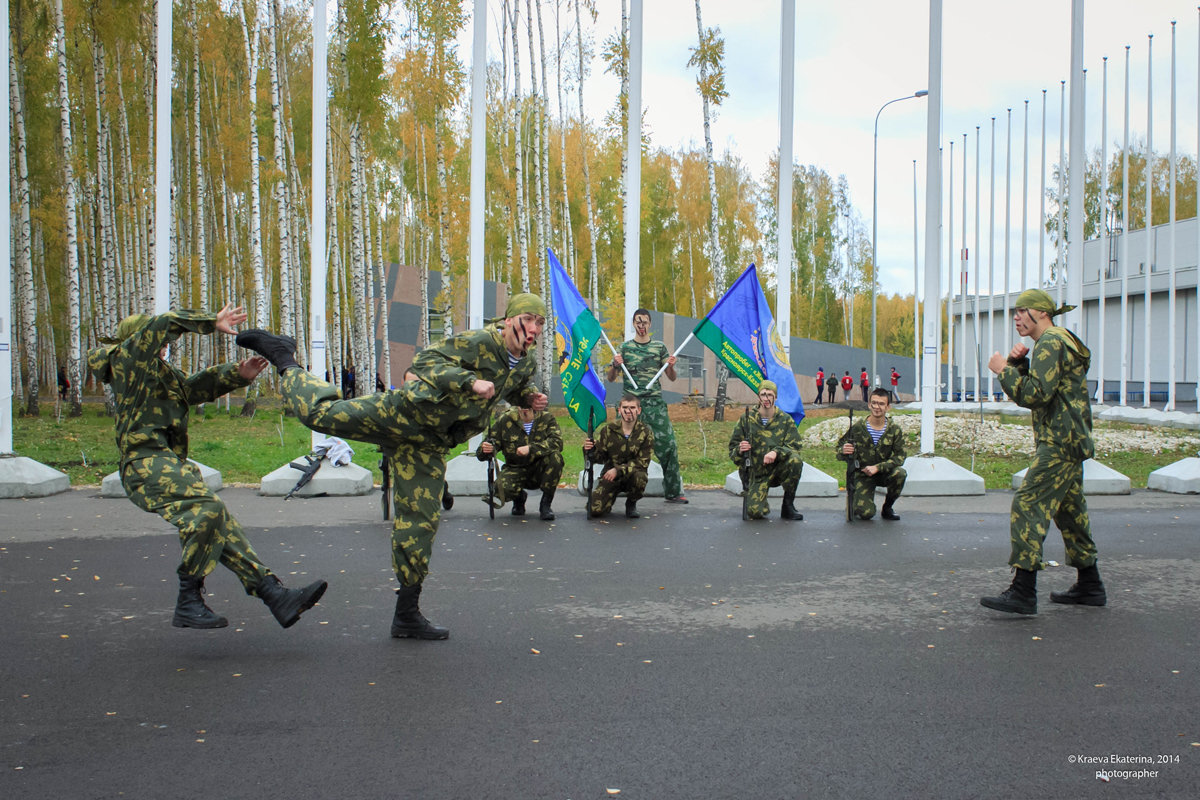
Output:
[
  {"xmin": 10, "ymin": 46, "xmax": 38, "ymax": 415},
  {"xmin": 241, "ymin": 1, "xmax": 267, "ymax": 326},
  {"xmin": 54, "ymin": 0, "xmax": 83, "ymax": 415},
  {"xmin": 268, "ymin": 0, "xmax": 294, "ymax": 336},
  {"xmin": 349, "ymin": 118, "xmax": 368, "ymax": 389},
  {"xmin": 191, "ymin": 1, "xmax": 209, "ymax": 364},
  {"xmin": 511, "ymin": 0, "xmax": 530, "ymax": 290}
]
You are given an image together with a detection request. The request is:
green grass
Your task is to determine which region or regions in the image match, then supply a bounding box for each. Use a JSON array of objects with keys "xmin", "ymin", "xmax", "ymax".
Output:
[{"xmin": 11, "ymin": 397, "xmax": 1195, "ymax": 490}]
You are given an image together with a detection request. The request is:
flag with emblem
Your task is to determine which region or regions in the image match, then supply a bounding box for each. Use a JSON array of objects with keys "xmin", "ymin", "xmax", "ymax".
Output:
[{"xmin": 548, "ymin": 249, "xmax": 608, "ymax": 431}]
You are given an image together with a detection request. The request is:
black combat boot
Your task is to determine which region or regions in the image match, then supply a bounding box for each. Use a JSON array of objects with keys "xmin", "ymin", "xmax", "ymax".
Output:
[
  {"xmin": 980, "ymin": 568, "xmax": 1037, "ymax": 615},
  {"xmin": 511, "ymin": 490, "xmax": 528, "ymax": 516},
  {"xmin": 539, "ymin": 487, "xmax": 556, "ymax": 521},
  {"xmin": 1050, "ymin": 564, "xmax": 1107, "ymax": 606},
  {"xmin": 390, "ymin": 584, "xmax": 450, "ymax": 640},
  {"xmin": 780, "ymin": 488, "xmax": 804, "ymax": 521},
  {"xmin": 441, "ymin": 482, "xmax": 454, "ymax": 511},
  {"xmin": 234, "ymin": 329, "xmax": 300, "ymax": 374},
  {"xmin": 172, "ymin": 572, "xmax": 228, "ymax": 629},
  {"xmin": 881, "ymin": 500, "xmax": 900, "ymax": 521},
  {"xmin": 256, "ymin": 574, "xmax": 328, "ymax": 628},
  {"xmin": 625, "ymin": 498, "xmax": 640, "ymax": 519}
]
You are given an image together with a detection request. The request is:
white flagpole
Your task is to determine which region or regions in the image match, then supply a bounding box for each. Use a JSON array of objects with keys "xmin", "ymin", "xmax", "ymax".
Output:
[
  {"xmin": 1121, "ymin": 45, "xmax": 1131, "ymax": 407},
  {"xmin": 1004, "ymin": 108, "xmax": 1012, "ymax": 353},
  {"xmin": 947, "ymin": 138, "xmax": 954, "ymax": 402},
  {"xmin": 599, "ymin": 328, "xmax": 639, "ymax": 389},
  {"xmin": 1196, "ymin": 14, "xmax": 1199, "ymax": 408},
  {"xmin": 468, "ymin": 0, "xmax": 487, "ymax": 331},
  {"xmin": 974, "ymin": 126, "xmax": 982, "ymax": 402},
  {"xmin": 644, "ymin": 333, "xmax": 695, "ymax": 391},
  {"xmin": 913, "ymin": 159, "xmax": 921, "ymax": 401},
  {"xmin": 1057, "ymin": 81, "xmax": 1066, "ymax": 308},
  {"xmin": 1144, "ymin": 34, "xmax": 1153, "ymax": 408},
  {"xmin": 1066, "ymin": 0, "xmax": 1086, "ymax": 333},
  {"xmin": 623, "ymin": 0, "xmax": 643, "ymax": 339},
  {"xmin": 778, "ymin": 0, "xmax": 795, "ymax": 358},
  {"xmin": 960, "ymin": 131, "xmax": 968, "ymax": 403},
  {"xmin": 309, "ymin": 0, "xmax": 328, "ymax": 448},
  {"xmin": 1039, "ymin": 90, "xmax": 1048, "ymax": 290},
  {"xmin": 155, "ymin": 0, "xmax": 172, "ymax": 311},
  {"xmin": 1167, "ymin": 21, "xmax": 1177, "ymax": 411},
  {"xmin": 920, "ymin": 0, "xmax": 943, "ymax": 454},
  {"xmin": 987, "ymin": 117, "xmax": 996, "ymax": 402},
  {"xmin": 1021, "ymin": 100, "xmax": 1029, "ymax": 293},
  {"xmin": 1097, "ymin": 56, "xmax": 1109, "ymax": 404}
]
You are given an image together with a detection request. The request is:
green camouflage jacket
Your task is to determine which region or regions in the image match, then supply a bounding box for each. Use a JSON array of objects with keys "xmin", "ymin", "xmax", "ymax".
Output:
[
  {"xmin": 589, "ymin": 419, "xmax": 654, "ymax": 480},
  {"xmin": 835, "ymin": 418, "xmax": 907, "ymax": 473},
  {"xmin": 728, "ymin": 408, "xmax": 803, "ymax": 465},
  {"xmin": 999, "ymin": 326, "xmax": 1095, "ymax": 461},
  {"xmin": 86, "ymin": 310, "xmax": 251, "ymax": 465},
  {"xmin": 402, "ymin": 326, "xmax": 541, "ymax": 450},
  {"xmin": 617, "ymin": 339, "xmax": 670, "ymax": 400},
  {"xmin": 476, "ymin": 407, "xmax": 562, "ymax": 466}
]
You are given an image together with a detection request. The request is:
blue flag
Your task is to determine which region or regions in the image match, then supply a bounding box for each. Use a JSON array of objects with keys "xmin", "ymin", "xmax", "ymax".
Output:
[
  {"xmin": 548, "ymin": 249, "xmax": 608, "ymax": 432},
  {"xmin": 693, "ymin": 264, "xmax": 805, "ymax": 424}
]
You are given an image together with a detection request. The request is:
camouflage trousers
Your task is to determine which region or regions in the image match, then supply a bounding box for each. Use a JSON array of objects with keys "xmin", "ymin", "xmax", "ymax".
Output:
[
  {"xmin": 1009, "ymin": 445, "xmax": 1098, "ymax": 571},
  {"xmin": 739, "ymin": 456, "xmax": 803, "ymax": 519},
  {"xmin": 849, "ymin": 467, "xmax": 906, "ymax": 520},
  {"xmin": 122, "ymin": 454, "xmax": 270, "ymax": 591},
  {"xmin": 639, "ymin": 397, "xmax": 683, "ymax": 498},
  {"xmin": 588, "ymin": 468, "xmax": 648, "ymax": 516},
  {"xmin": 282, "ymin": 369, "xmax": 442, "ymax": 587},
  {"xmin": 494, "ymin": 454, "xmax": 564, "ymax": 504}
]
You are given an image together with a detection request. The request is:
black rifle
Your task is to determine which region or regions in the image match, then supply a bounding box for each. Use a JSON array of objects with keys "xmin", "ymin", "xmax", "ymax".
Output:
[
  {"xmin": 845, "ymin": 409, "xmax": 859, "ymax": 522},
  {"xmin": 584, "ymin": 407, "xmax": 596, "ymax": 520},
  {"xmin": 379, "ymin": 447, "xmax": 392, "ymax": 520},
  {"xmin": 739, "ymin": 407, "xmax": 753, "ymax": 521},
  {"xmin": 285, "ymin": 453, "xmax": 323, "ymax": 501},
  {"xmin": 485, "ymin": 416, "xmax": 496, "ymax": 520}
]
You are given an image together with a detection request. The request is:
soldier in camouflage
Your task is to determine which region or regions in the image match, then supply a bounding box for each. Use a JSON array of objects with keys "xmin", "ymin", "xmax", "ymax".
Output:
[
  {"xmin": 606, "ymin": 309, "xmax": 688, "ymax": 504},
  {"xmin": 583, "ymin": 395, "xmax": 654, "ymax": 519},
  {"xmin": 87, "ymin": 306, "xmax": 328, "ymax": 631},
  {"xmin": 237, "ymin": 293, "xmax": 549, "ymax": 640},
  {"xmin": 729, "ymin": 381, "xmax": 804, "ymax": 521},
  {"xmin": 837, "ymin": 388, "xmax": 907, "ymax": 521},
  {"xmin": 477, "ymin": 405, "xmax": 564, "ymax": 521},
  {"xmin": 980, "ymin": 289, "xmax": 1107, "ymax": 615}
]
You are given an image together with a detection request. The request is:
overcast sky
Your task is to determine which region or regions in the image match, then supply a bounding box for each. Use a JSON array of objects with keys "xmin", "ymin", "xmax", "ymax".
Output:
[{"xmin": 465, "ymin": 0, "xmax": 1200, "ymax": 298}]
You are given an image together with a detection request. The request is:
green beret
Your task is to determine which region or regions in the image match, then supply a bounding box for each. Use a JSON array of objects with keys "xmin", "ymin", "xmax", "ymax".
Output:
[
  {"xmin": 759, "ymin": 380, "xmax": 778, "ymax": 394},
  {"xmin": 100, "ymin": 313, "xmax": 152, "ymax": 344},
  {"xmin": 505, "ymin": 293, "xmax": 547, "ymax": 318},
  {"xmin": 1015, "ymin": 288, "xmax": 1075, "ymax": 317}
]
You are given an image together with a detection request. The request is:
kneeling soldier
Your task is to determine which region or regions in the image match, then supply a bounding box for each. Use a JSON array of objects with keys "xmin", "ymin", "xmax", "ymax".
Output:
[
  {"xmin": 730, "ymin": 381, "xmax": 805, "ymax": 521},
  {"xmin": 583, "ymin": 395, "xmax": 653, "ymax": 518},
  {"xmin": 478, "ymin": 405, "xmax": 564, "ymax": 520},
  {"xmin": 837, "ymin": 388, "xmax": 907, "ymax": 521}
]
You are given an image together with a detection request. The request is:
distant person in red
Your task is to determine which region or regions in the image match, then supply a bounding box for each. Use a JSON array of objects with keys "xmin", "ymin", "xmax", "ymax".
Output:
[
  {"xmin": 890, "ymin": 367, "xmax": 900, "ymax": 402},
  {"xmin": 859, "ymin": 367, "xmax": 870, "ymax": 402},
  {"xmin": 840, "ymin": 371, "xmax": 853, "ymax": 401},
  {"xmin": 815, "ymin": 367, "xmax": 825, "ymax": 404}
]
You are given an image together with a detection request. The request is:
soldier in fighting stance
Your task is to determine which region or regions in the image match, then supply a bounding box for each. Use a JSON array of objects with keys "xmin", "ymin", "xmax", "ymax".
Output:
[
  {"xmin": 583, "ymin": 395, "xmax": 654, "ymax": 519},
  {"xmin": 729, "ymin": 381, "xmax": 805, "ymax": 521},
  {"xmin": 478, "ymin": 405, "xmax": 564, "ymax": 521},
  {"xmin": 837, "ymin": 388, "xmax": 907, "ymax": 521},
  {"xmin": 88, "ymin": 306, "xmax": 327, "ymax": 631},
  {"xmin": 980, "ymin": 289, "xmax": 1107, "ymax": 615},
  {"xmin": 237, "ymin": 294, "xmax": 549, "ymax": 639}
]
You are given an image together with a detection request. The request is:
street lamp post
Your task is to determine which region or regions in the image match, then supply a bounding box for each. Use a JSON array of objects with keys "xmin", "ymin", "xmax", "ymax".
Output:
[{"xmin": 872, "ymin": 90, "xmax": 928, "ymax": 391}]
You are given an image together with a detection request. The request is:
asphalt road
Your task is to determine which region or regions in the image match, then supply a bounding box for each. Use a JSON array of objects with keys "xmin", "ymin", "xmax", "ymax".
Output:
[{"xmin": 2, "ymin": 487, "xmax": 1198, "ymax": 799}]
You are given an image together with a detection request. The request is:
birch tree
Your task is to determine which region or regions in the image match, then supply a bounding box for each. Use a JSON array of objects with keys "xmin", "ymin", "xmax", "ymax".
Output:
[
  {"xmin": 53, "ymin": 0, "xmax": 83, "ymax": 415},
  {"xmin": 10, "ymin": 41, "xmax": 38, "ymax": 415}
]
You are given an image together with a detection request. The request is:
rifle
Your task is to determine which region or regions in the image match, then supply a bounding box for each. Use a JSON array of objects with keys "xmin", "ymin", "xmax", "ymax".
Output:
[
  {"xmin": 584, "ymin": 407, "xmax": 595, "ymax": 520},
  {"xmin": 485, "ymin": 416, "xmax": 496, "ymax": 520},
  {"xmin": 285, "ymin": 453, "xmax": 323, "ymax": 501},
  {"xmin": 379, "ymin": 447, "xmax": 392, "ymax": 520},
  {"xmin": 739, "ymin": 407, "xmax": 753, "ymax": 521},
  {"xmin": 844, "ymin": 409, "xmax": 859, "ymax": 522}
]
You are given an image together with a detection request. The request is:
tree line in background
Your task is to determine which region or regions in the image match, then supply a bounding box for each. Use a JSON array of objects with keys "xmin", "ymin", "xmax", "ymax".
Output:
[{"xmin": 9, "ymin": 0, "xmax": 1198, "ymax": 419}]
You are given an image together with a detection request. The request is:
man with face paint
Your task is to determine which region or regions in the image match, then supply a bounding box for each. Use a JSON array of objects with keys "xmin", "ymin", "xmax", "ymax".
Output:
[
  {"xmin": 980, "ymin": 288, "xmax": 1106, "ymax": 615},
  {"xmin": 729, "ymin": 381, "xmax": 805, "ymax": 521},
  {"xmin": 583, "ymin": 395, "xmax": 654, "ymax": 518},
  {"xmin": 606, "ymin": 309, "xmax": 688, "ymax": 504},
  {"xmin": 236, "ymin": 293, "xmax": 550, "ymax": 639}
]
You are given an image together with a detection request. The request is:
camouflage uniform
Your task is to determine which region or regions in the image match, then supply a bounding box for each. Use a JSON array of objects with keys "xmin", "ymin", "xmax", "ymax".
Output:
[
  {"xmin": 998, "ymin": 326, "xmax": 1098, "ymax": 571},
  {"xmin": 728, "ymin": 408, "xmax": 804, "ymax": 519},
  {"xmin": 616, "ymin": 339, "xmax": 683, "ymax": 499},
  {"xmin": 587, "ymin": 418, "xmax": 654, "ymax": 516},
  {"xmin": 476, "ymin": 407, "xmax": 564, "ymax": 503},
  {"xmin": 86, "ymin": 311, "xmax": 270, "ymax": 591},
  {"xmin": 836, "ymin": 418, "xmax": 907, "ymax": 520},
  {"xmin": 279, "ymin": 325, "xmax": 540, "ymax": 586}
]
